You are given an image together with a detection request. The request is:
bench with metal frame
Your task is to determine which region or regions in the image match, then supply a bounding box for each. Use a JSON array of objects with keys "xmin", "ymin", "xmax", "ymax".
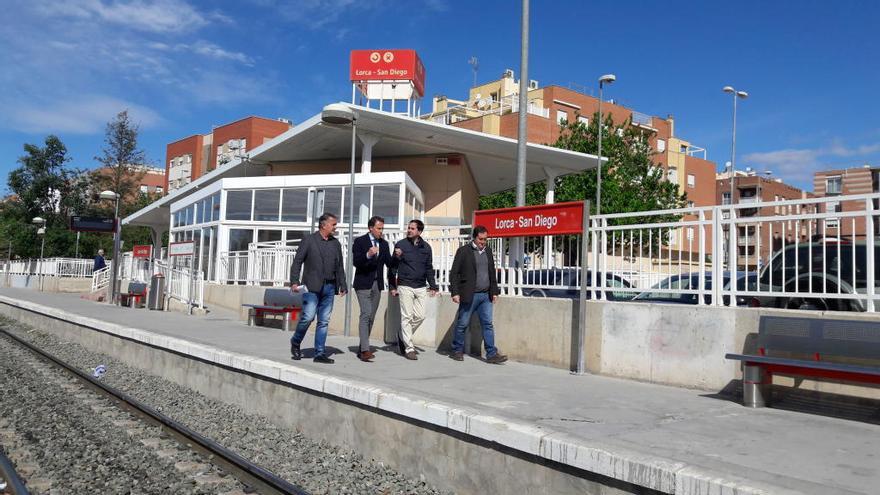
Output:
[
  {"xmin": 119, "ymin": 282, "xmax": 148, "ymax": 308},
  {"xmin": 726, "ymin": 315, "xmax": 880, "ymax": 407},
  {"xmin": 242, "ymin": 288, "xmax": 302, "ymax": 331}
]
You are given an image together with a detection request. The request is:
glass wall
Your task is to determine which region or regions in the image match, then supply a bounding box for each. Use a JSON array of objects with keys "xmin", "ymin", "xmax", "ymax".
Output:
[{"xmin": 226, "ymin": 190, "xmax": 252, "ymax": 221}]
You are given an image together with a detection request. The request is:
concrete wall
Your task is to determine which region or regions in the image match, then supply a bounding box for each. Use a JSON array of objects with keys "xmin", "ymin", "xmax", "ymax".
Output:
[
  {"xmin": 0, "ymin": 275, "xmax": 91, "ymax": 293},
  {"xmin": 202, "ymin": 282, "xmax": 880, "ymax": 396}
]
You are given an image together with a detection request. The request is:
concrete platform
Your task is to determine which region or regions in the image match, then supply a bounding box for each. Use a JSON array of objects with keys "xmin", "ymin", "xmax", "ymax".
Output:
[{"xmin": 1, "ymin": 288, "xmax": 877, "ymax": 495}]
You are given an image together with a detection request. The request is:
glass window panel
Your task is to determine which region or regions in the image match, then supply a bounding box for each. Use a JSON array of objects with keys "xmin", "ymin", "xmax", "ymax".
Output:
[
  {"xmin": 257, "ymin": 229, "xmax": 283, "ymax": 243},
  {"xmin": 354, "ymin": 186, "xmax": 370, "ymax": 225},
  {"xmin": 321, "ymin": 187, "xmax": 342, "ymax": 219},
  {"xmin": 227, "ymin": 228, "xmax": 253, "ymax": 252},
  {"xmin": 226, "ymin": 190, "xmax": 253, "ymax": 221},
  {"xmin": 200, "ymin": 198, "xmax": 209, "ymax": 223},
  {"xmin": 285, "ymin": 230, "xmax": 306, "ymax": 248},
  {"xmin": 211, "ymin": 193, "xmax": 221, "ymax": 221},
  {"xmin": 373, "ymin": 185, "xmax": 399, "ymax": 225},
  {"xmin": 254, "ymin": 189, "xmax": 280, "ymax": 221},
  {"xmin": 281, "ymin": 188, "xmax": 309, "ymax": 222}
]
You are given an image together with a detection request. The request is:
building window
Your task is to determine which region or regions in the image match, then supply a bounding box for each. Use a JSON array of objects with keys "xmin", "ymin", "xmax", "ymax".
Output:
[
  {"xmin": 556, "ymin": 110, "xmax": 568, "ymax": 124},
  {"xmin": 687, "ymin": 174, "xmax": 696, "ymax": 188},
  {"xmin": 667, "ymin": 166, "xmax": 678, "ymax": 184},
  {"xmin": 657, "ymin": 139, "xmax": 666, "ymax": 152},
  {"xmin": 373, "ymin": 185, "xmax": 400, "ymax": 225},
  {"xmin": 616, "ymin": 128, "xmax": 624, "ymax": 137},
  {"xmin": 281, "ymin": 188, "xmax": 309, "ymax": 222},
  {"xmin": 826, "ymin": 201, "xmax": 840, "ymax": 229},
  {"xmin": 577, "ymin": 116, "xmax": 589, "ymax": 126},
  {"xmin": 687, "ymin": 200, "xmax": 695, "ymax": 208},
  {"xmin": 226, "ymin": 190, "xmax": 253, "ymax": 221},
  {"xmin": 139, "ymin": 185, "xmax": 148, "ymax": 194},
  {"xmin": 722, "ymin": 192, "xmax": 731, "ymax": 205},
  {"xmin": 157, "ymin": 186, "xmax": 164, "ymax": 194},
  {"xmin": 826, "ymin": 176, "xmax": 842, "ymax": 195},
  {"xmin": 680, "ymin": 144, "xmax": 688, "ymax": 153},
  {"xmin": 254, "ymin": 189, "xmax": 281, "ymax": 222}
]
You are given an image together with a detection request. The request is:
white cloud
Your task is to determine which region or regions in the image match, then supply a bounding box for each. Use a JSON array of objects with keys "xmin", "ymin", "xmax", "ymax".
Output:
[
  {"xmin": 744, "ymin": 139, "xmax": 880, "ymax": 183},
  {"xmin": 6, "ymin": 96, "xmax": 161, "ymax": 134},
  {"xmin": 32, "ymin": 0, "xmax": 212, "ymax": 34}
]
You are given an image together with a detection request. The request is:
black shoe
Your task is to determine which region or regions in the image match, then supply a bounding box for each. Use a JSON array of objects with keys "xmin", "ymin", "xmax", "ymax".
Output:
[
  {"xmin": 486, "ymin": 354, "xmax": 508, "ymax": 364},
  {"xmin": 451, "ymin": 352, "xmax": 464, "ymax": 361},
  {"xmin": 313, "ymin": 354, "xmax": 335, "ymax": 364},
  {"xmin": 290, "ymin": 343, "xmax": 302, "ymax": 360}
]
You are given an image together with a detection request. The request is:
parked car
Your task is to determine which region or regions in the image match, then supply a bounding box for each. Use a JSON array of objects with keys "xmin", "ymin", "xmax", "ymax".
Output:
[
  {"xmin": 520, "ymin": 268, "xmax": 636, "ymax": 301},
  {"xmin": 632, "ymin": 272, "xmax": 757, "ymax": 306},
  {"xmin": 749, "ymin": 240, "xmax": 880, "ymax": 312}
]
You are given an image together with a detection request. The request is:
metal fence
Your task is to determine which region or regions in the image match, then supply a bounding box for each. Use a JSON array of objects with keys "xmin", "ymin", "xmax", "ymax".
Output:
[
  {"xmin": 3, "ymin": 258, "xmax": 94, "ymax": 278},
  {"xmin": 200, "ymin": 193, "xmax": 880, "ymax": 312}
]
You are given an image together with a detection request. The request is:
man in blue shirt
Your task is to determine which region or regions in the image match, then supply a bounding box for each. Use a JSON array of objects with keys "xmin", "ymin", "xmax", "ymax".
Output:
[
  {"xmin": 389, "ymin": 219, "xmax": 438, "ymax": 360},
  {"xmin": 93, "ymin": 249, "xmax": 106, "ymax": 272}
]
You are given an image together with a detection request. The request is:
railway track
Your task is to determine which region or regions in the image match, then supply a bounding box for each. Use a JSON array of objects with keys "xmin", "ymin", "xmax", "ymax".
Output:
[{"xmin": 0, "ymin": 328, "xmax": 309, "ymax": 495}]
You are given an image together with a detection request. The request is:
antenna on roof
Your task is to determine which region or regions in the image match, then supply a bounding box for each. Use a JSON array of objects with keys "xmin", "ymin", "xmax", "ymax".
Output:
[{"xmin": 468, "ymin": 56, "xmax": 479, "ymax": 88}]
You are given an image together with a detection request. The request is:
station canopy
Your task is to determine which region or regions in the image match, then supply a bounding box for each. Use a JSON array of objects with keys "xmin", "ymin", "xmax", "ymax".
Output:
[{"xmin": 124, "ymin": 103, "xmax": 602, "ymax": 228}]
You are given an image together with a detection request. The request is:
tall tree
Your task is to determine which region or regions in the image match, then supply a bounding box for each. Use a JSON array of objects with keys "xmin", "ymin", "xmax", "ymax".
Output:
[
  {"xmin": 3, "ymin": 135, "xmax": 85, "ymax": 258},
  {"xmin": 93, "ymin": 110, "xmax": 147, "ymax": 205}
]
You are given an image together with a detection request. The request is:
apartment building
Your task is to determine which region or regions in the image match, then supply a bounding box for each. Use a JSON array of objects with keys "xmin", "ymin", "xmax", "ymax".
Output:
[
  {"xmin": 93, "ymin": 165, "xmax": 166, "ymax": 197},
  {"xmin": 425, "ymin": 70, "xmax": 718, "ymax": 256},
  {"xmin": 716, "ymin": 170, "xmax": 813, "ymax": 269},
  {"xmin": 813, "ymin": 164, "xmax": 878, "ymax": 238},
  {"xmin": 165, "ymin": 116, "xmax": 292, "ymax": 193}
]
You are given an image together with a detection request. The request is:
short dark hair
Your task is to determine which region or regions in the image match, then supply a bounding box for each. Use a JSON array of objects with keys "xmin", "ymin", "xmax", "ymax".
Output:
[
  {"xmin": 318, "ymin": 212, "xmax": 338, "ymax": 227},
  {"xmin": 472, "ymin": 225, "xmax": 488, "ymax": 239},
  {"xmin": 368, "ymin": 216, "xmax": 385, "ymax": 228},
  {"xmin": 408, "ymin": 219, "xmax": 425, "ymax": 232}
]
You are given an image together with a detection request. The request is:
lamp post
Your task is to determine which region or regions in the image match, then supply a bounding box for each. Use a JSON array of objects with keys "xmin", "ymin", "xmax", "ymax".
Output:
[
  {"xmin": 321, "ymin": 103, "xmax": 357, "ymax": 338},
  {"xmin": 100, "ymin": 190, "xmax": 121, "ymax": 304},
  {"xmin": 32, "ymin": 217, "xmax": 46, "ymax": 290},
  {"xmin": 596, "ymin": 74, "xmax": 616, "ymax": 216},
  {"xmin": 722, "ymin": 86, "xmax": 748, "ymax": 205}
]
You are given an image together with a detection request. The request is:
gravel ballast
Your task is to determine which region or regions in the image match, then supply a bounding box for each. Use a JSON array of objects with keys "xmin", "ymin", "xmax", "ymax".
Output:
[{"xmin": 0, "ymin": 316, "xmax": 450, "ymax": 495}]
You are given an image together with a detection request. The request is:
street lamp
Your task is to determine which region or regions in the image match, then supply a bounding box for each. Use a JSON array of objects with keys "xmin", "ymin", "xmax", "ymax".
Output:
[
  {"xmin": 100, "ymin": 190, "xmax": 121, "ymax": 304},
  {"xmin": 32, "ymin": 217, "xmax": 46, "ymax": 290},
  {"xmin": 722, "ymin": 86, "xmax": 748, "ymax": 205},
  {"xmin": 321, "ymin": 103, "xmax": 357, "ymax": 338},
  {"xmin": 597, "ymin": 74, "xmax": 616, "ymax": 216}
]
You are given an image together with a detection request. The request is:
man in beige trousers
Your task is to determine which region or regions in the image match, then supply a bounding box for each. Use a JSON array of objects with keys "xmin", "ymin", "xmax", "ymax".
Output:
[{"xmin": 389, "ymin": 219, "xmax": 438, "ymax": 360}]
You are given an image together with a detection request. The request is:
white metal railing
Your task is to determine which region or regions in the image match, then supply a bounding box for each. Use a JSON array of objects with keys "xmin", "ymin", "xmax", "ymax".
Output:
[
  {"xmin": 155, "ymin": 259, "xmax": 204, "ymax": 309},
  {"xmin": 91, "ymin": 265, "xmax": 111, "ymax": 292},
  {"xmin": 4, "ymin": 258, "xmax": 94, "ymax": 278},
  {"xmin": 205, "ymin": 193, "xmax": 880, "ymax": 312}
]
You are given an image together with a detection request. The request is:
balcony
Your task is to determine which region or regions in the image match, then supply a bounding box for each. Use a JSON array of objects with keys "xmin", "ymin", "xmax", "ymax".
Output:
[
  {"xmin": 630, "ymin": 111, "xmax": 657, "ymax": 132},
  {"xmin": 738, "ymin": 197, "xmax": 759, "ymax": 205}
]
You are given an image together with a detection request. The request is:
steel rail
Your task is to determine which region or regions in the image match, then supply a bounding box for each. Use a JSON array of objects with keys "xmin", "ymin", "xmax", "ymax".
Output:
[
  {"xmin": 0, "ymin": 446, "xmax": 29, "ymax": 495},
  {"xmin": 0, "ymin": 329, "xmax": 308, "ymax": 495}
]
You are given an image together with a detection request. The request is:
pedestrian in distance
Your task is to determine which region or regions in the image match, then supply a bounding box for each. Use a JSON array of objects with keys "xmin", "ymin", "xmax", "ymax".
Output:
[
  {"xmin": 289, "ymin": 213, "xmax": 347, "ymax": 364},
  {"xmin": 449, "ymin": 226, "xmax": 508, "ymax": 364},
  {"xmin": 352, "ymin": 215, "xmax": 392, "ymax": 362},
  {"xmin": 93, "ymin": 249, "xmax": 106, "ymax": 272},
  {"xmin": 389, "ymin": 219, "xmax": 438, "ymax": 361}
]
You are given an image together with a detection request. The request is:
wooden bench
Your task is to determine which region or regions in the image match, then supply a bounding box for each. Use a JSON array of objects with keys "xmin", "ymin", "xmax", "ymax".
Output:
[
  {"xmin": 726, "ymin": 315, "xmax": 880, "ymax": 408},
  {"xmin": 119, "ymin": 282, "xmax": 148, "ymax": 308},
  {"xmin": 242, "ymin": 288, "xmax": 302, "ymax": 331}
]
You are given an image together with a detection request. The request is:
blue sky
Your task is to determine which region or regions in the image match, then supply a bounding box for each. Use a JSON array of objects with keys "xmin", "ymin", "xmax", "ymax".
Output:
[{"xmin": 1, "ymin": 0, "xmax": 878, "ymax": 192}]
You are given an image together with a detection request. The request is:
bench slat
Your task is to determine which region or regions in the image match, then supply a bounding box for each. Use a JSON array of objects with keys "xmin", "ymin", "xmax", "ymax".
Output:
[{"xmin": 726, "ymin": 353, "xmax": 880, "ymax": 377}]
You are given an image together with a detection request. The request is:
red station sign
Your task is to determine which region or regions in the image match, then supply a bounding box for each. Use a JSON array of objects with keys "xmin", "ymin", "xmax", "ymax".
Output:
[
  {"xmin": 350, "ymin": 49, "xmax": 426, "ymax": 97},
  {"xmin": 132, "ymin": 245, "xmax": 152, "ymax": 259},
  {"xmin": 473, "ymin": 201, "xmax": 586, "ymax": 238}
]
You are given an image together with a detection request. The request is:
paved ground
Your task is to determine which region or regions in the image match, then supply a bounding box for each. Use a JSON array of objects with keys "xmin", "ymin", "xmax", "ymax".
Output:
[{"xmin": 2, "ymin": 287, "xmax": 879, "ymax": 494}]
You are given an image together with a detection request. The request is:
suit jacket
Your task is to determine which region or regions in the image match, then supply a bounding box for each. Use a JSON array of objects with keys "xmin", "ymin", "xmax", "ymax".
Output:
[
  {"xmin": 289, "ymin": 232, "xmax": 347, "ymax": 294},
  {"xmin": 449, "ymin": 243, "xmax": 500, "ymax": 304},
  {"xmin": 352, "ymin": 233, "xmax": 391, "ymax": 290}
]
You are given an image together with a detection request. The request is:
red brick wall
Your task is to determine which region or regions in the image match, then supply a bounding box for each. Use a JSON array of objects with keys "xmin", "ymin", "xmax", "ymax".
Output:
[
  {"xmin": 165, "ymin": 135, "xmax": 202, "ymax": 192},
  {"xmin": 209, "ymin": 117, "xmax": 290, "ymax": 174}
]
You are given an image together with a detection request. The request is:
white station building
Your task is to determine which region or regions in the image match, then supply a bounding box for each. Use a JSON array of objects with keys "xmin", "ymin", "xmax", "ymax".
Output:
[{"xmin": 124, "ymin": 102, "xmax": 601, "ymax": 284}]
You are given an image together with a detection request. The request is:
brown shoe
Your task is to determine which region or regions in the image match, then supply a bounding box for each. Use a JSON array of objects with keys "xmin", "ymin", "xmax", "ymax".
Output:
[
  {"xmin": 357, "ymin": 350, "xmax": 374, "ymax": 362},
  {"xmin": 451, "ymin": 352, "xmax": 464, "ymax": 361},
  {"xmin": 486, "ymin": 354, "xmax": 508, "ymax": 364},
  {"xmin": 405, "ymin": 351, "xmax": 418, "ymax": 360}
]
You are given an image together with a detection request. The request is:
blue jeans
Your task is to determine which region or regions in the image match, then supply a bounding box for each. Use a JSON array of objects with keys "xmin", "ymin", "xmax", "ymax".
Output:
[
  {"xmin": 291, "ymin": 283, "xmax": 336, "ymax": 356},
  {"xmin": 451, "ymin": 292, "xmax": 498, "ymax": 358}
]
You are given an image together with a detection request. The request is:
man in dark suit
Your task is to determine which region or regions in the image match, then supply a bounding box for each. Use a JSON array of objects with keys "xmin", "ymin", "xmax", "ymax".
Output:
[
  {"xmin": 449, "ymin": 225, "xmax": 508, "ymax": 364},
  {"xmin": 352, "ymin": 215, "xmax": 392, "ymax": 362},
  {"xmin": 289, "ymin": 213, "xmax": 347, "ymax": 364}
]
